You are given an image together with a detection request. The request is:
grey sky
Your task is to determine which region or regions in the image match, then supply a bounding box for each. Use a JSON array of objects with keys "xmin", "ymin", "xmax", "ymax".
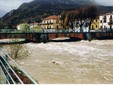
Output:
[
  {"xmin": 95, "ymin": 0, "xmax": 113, "ymax": 6},
  {"xmin": 0, "ymin": 0, "xmax": 113, "ymax": 12},
  {"xmin": 0, "ymin": 0, "xmax": 33, "ymax": 11}
]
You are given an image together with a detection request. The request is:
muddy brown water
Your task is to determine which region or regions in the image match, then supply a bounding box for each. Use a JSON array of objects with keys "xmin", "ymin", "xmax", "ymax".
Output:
[{"xmin": 2, "ymin": 40, "xmax": 113, "ymax": 84}]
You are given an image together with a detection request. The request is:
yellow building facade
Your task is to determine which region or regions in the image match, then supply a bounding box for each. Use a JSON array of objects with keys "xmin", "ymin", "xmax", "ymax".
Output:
[
  {"xmin": 90, "ymin": 19, "xmax": 100, "ymax": 30},
  {"xmin": 42, "ymin": 15, "xmax": 62, "ymax": 29}
]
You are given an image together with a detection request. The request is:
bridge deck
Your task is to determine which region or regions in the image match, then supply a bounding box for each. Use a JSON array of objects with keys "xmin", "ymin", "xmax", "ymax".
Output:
[{"xmin": 0, "ymin": 31, "xmax": 113, "ymax": 43}]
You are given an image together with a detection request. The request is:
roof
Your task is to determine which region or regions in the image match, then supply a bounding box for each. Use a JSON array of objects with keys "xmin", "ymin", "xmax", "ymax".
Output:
[
  {"xmin": 45, "ymin": 15, "xmax": 59, "ymax": 20},
  {"xmin": 100, "ymin": 12, "xmax": 113, "ymax": 16}
]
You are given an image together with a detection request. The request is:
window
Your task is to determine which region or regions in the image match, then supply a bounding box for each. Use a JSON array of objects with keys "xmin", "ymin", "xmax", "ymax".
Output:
[
  {"xmin": 110, "ymin": 20, "xmax": 112, "ymax": 23},
  {"xmin": 56, "ymin": 20, "xmax": 59, "ymax": 24},
  {"xmin": 101, "ymin": 26, "xmax": 102, "ymax": 29},
  {"xmin": 110, "ymin": 25, "xmax": 112, "ymax": 29},
  {"xmin": 51, "ymin": 20, "xmax": 53, "ymax": 23},
  {"xmin": 46, "ymin": 21, "xmax": 48, "ymax": 24},
  {"xmin": 100, "ymin": 20, "xmax": 102, "ymax": 23},
  {"xmin": 50, "ymin": 26, "xmax": 51, "ymax": 28},
  {"xmin": 104, "ymin": 16, "xmax": 106, "ymax": 19},
  {"xmin": 56, "ymin": 25, "xmax": 59, "ymax": 29},
  {"xmin": 103, "ymin": 16, "xmax": 106, "ymax": 23},
  {"xmin": 104, "ymin": 20, "xmax": 106, "ymax": 23},
  {"xmin": 109, "ymin": 15, "xmax": 112, "ymax": 22},
  {"xmin": 92, "ymin": 25, "xmax": 94, "ymax": 30},
  {"xmin": 110, "ymin": 15, "xmax": 112, "ymax": 19},
  {"xmin": 47, "ymin": 26, "xmax": 49, "ymax": 29},
  {"xmin": 104, "ymin": 26, "xmax": 107, "ymax": 29}
]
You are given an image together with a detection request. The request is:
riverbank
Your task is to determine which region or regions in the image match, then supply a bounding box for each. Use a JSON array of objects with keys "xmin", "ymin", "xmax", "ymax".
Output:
[{"xmin": 4, "ymin": 40, "xmax": 113, "ymax": 84}]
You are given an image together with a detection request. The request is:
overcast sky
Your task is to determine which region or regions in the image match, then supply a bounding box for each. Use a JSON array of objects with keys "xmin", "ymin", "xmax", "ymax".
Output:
[
  {"xmin": 96, "ymin": 0, "xmax": 113, "ymax": 6},
  {"xmin": 0, "ymin": 0, "xmax": 33, "ymax": 11},
  {"xmin": 0, "ymin": 0, "xmax": 113, "ymax": 12}
]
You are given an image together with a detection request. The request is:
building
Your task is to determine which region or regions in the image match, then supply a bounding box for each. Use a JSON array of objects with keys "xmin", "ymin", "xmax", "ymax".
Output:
[
  {"xmin": 90, "ymin": 18, "xmax": 100, "ymax": 30},
  {"xmin": 42, "ymin": 15, "xmax": 62, "ymax": 29},
  {"xmin": 29, "ymin": 22, "xmax": 41, "ymax": 29},
  {"xmin": 99, "ymin": 12, "xmax": 113, "ymax": 31}
]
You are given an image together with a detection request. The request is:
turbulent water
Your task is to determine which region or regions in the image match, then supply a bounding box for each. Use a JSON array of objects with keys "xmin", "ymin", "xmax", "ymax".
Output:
[{"xmin": 6, "ymin": 40, "xmax": 113, "ymax": 84}]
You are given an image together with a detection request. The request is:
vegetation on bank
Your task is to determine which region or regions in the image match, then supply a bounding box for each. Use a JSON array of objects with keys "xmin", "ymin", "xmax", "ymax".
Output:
[
  {"xmin": 18, "ymin": 23, "xmax": 30, "ymax": 32},
  {"xmin": 0, "ymin": 40, "xmax": 36, "ymax": 84},
  {"xmin": 0, "ymin": 39, "xmax": 30, "ymax": 59}
]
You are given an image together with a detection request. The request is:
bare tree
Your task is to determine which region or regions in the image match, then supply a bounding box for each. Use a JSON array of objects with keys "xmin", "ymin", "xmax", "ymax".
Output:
[
  {"xmin": 7, "ymin": 39, "xmax": 30, "ymax": 59},
  {"xmin": 61, "ymin": 5, "xmax": 98, "ymax": 30}
]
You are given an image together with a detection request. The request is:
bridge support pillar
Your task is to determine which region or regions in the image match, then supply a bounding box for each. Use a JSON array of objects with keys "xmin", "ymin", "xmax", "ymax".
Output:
[
  {"xmin": 40, "ymin": 33, "xmax": 48, "ymax": 43},
  {"xmin": 83, "ymin": 33, "xmax": 92, "ymax": 41},
  {"xmin": 34, "ymin": 33, "xmax": 49, "ymax": 43},
  {"xmin": 33, "ymin": 34, "xmax": 42, "ymax": 43}
]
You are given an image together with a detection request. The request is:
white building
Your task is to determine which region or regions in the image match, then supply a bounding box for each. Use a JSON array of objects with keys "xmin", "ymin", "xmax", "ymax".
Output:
[{"xmin": 99, "ymin": 12, "xmax": 113, "ymax": 31}]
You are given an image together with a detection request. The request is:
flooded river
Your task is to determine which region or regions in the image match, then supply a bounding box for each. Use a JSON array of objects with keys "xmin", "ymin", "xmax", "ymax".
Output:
[{"xmin": 3, "ymin": 40, "xmax": 113, "ymax": 84}]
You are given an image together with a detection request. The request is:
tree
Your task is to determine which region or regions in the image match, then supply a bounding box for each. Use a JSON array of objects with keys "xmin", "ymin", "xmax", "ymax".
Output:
[
  {"xmin": 61, "ymin": 5, "xmax": 98, "ymax": 30},
  {"xmin": 60, "ymin": 12, "xmax": 68, "ymax": 29},
  {"xmin": 19, "ymin": 23, "xmax": 30, "ymax": 32},
  {"xmin": 7, "ymin": 39, "xmax": 30, "ymax": 59}
]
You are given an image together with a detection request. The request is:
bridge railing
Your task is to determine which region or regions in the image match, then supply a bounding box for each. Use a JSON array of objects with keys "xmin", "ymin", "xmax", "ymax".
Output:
[
  {"xmin": 42, "ymin": 28, "xmax": 90, "ymax": 33},
  {"xmin": 0, "ymin": 48, "xmax": 38, "ymax": 84},
  {"xmin": 0, "ymin": 28, "xmax": 113, "ymax": 33},
  {"xmin": 0, "ymin": 29, "xmax": 41, "ymax": 33},
  {"xmin": 42, "ymin": 28, "xmax": 113, "ymax": 33}
]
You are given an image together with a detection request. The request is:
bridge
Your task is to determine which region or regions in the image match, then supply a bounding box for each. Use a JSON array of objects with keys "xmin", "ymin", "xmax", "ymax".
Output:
[
  {"xmin": 0, "ymin": 29, "xmax": 113, "ymax": 43},
  {"xmin": 0, "ymin": 47, "xmax": 38, "ymax": 84}
]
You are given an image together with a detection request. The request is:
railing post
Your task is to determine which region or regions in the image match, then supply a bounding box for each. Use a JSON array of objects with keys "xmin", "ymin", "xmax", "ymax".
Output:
[
  {"xmin": 5, "ymin": 55, "xmax": 9, "ymax": 84},
  {"xmin": 0, "ymin": 48, "xmax": 38, "ymax": 84}
]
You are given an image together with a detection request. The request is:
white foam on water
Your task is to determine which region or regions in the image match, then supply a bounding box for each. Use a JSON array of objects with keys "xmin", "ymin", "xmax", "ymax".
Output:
[{"xmin": 24, "ymin": 40, "xmax": 113, "ymax": 83}]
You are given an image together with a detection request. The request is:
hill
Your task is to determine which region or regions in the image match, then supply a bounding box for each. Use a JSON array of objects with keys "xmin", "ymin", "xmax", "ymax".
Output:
[
  {"xmin": 0, "ymin": 0, "xmax": 113, "ymax": 28},
  {"xmin": 0, "ymin": 0, "xmax": 97, "ymax": 27}
]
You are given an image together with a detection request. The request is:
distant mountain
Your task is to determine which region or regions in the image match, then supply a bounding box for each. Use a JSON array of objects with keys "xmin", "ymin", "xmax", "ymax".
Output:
[
  {"xmin": 0, "ymin": 0, "xmax": 113, "ymax": 27},
  {"xmin": 0, "ymin": 10, "xmax": 7, "ymax": 18}
]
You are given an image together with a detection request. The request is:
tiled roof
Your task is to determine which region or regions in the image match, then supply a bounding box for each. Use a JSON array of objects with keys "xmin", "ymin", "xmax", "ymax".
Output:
[
  {"xmin": 101, "ymin": 12, "xmax": 113, "ymax": 16},
  {"xmin": 45, "ymin": 15, "xmax": 59, "ymax": 20}
]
